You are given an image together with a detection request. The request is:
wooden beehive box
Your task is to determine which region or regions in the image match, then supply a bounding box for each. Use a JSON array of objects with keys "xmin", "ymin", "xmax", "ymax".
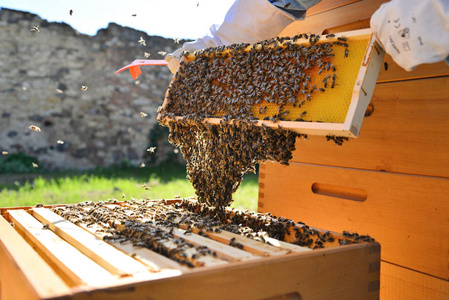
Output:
[
  {"xmin": 258, "ymin": 0, "xmax": 449, "ymax": 299},
  {"xmin": 0, "ymin": 200, "xmax": 380, "ymax": 300}
]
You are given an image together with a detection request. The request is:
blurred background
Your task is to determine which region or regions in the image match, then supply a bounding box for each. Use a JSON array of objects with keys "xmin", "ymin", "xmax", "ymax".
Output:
[{"xmin": 0, "ymin": 1, "xmax": 257, "ymax": 210}]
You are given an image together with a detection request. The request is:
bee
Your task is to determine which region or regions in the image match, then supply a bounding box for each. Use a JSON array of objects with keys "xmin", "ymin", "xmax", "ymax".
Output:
[
  {"xmin": 29, "ymin": 125, "xmax": 41, "ymax": 132},
  {"xmin": 384, "ymin": 62, "xmax": 389, "ymax": 71},
  {"xmin": 284, "ymin": 2, "xmax": 291, "ymax": 8},
  {"xmin": 325, "ymin": 33, "xmax": 335, "ymax": 38},
  {"xmin": 30, "ymin": 26, "xmax": 39, "ymax": 33},
  {"xmin": 331, "ymin": 73, "xmax": 337, "ymax": 88},
  {"xmin": 81, "ymin": 86, "xmax": 88, "ymax": 91},
  {"xmin": 138, "ymin": 37, "xmax": 146, "ymax": 46},
  {"xmin": 135, "ymin": 80, "xmax": 140, "ymax": 85},
  {"xmin": 22, "ymin": 86, "xmax": 27, "ymax": 91},
  {"xmin": 2, "ymin": 151, "xmax": 8, "ymax": 155},
  {"xmin": 42, "ymin": 224, "xmax": 49, "ymax": 229},
  {"xmin": 144, "ymin": 52, "xmax": 151, "ymax": 58},
  {"xmin": 140, "ymin": 112, "xmax": 148, "ymax": 118},
  {"xmin": 132, "ymin": 14, "xmax": 137, "ymax": 17},
  {"xmin": 323, "ymin": 75, "xmax": 330, "ymax": 88},
  {"xmin": 174, "ymin": 38, "xmax": 180, "ymax": 44},
  {"xmin": 158, "ymin": 51, "xmax": 167, "ymax": 56},
  {"xmin": 157, "ymin": 106, "xmax": 163, "ymax": 113},
  {"xmin": 57, "ymin": 140, "xmax": 64, "ymax": 144},
  {"xmin": 140, "ymin": 162, "xmax": 145, "ymax": 168},
  {"xmin": 56, "ymin": 89, "xmax": 64, "ymax": 94},
  {"xmin": 344, "ymin": 48, "xmax": 349, "ymax": 57},
  {"xmin": 147, "ymin": 147, "xmax": 156, "ymax": 153},
  {"xmin": 36, "ymin": 203, "xmax": 44, "ymax": 207},
  {"xmin": 337, "ymin": 36, "xmax": 347, "ymax": 42},
  {"xmin": 122, "ymin": 193, "xmax": 125, "ymax": 198}
]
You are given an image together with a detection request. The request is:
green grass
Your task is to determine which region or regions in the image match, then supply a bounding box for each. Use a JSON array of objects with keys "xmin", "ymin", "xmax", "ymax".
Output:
[{"xmin": 0, "ymin": 163, "xmax": 258, "ymax": 211}]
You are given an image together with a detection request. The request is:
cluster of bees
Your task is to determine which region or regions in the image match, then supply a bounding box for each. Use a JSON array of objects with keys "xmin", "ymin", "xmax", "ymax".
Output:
[
  {"xmin": 167, "ymin": 119, "xmax": 302, "ymax": 208},
  {"xmin": 160, "ymin": 34, "xmax": 351, "ymax": 209},
  {"xmin": 53, "ymin": 199, "xmax": 371, "ymax": 267}
]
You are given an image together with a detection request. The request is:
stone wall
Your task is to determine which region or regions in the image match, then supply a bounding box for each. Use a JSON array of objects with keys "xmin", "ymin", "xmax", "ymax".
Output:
[{"xmin": 0, "ymin": 8, "xmax": 183, "ymax": 170}]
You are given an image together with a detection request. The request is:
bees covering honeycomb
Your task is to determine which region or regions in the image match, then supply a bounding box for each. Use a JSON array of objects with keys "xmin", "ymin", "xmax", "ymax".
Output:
[{"xmin": 160, "ymin": 34, "xmax": 368, "ymax": 208}]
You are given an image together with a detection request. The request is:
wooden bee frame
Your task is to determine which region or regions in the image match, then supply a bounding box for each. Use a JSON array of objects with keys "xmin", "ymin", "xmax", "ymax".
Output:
[
  {"xmin": 157, "ymin": 29, "xmax": 385, "ymax": 138},
  {"xmin": 0, "ymin": 200, "xmax": 380, "ymax": 299}
]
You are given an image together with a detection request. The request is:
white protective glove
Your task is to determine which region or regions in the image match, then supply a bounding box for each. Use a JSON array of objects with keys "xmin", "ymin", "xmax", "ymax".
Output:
[
  {"xmin": 370, "ymin": 0, "xmax": 449, "ymax": 71},
  {"xmin": 166, "ymin": 0, "xmax": 302, "ymax": 74}
]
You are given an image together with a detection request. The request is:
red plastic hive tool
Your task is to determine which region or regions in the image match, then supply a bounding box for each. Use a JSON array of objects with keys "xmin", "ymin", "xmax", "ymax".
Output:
[{"xmin": 115, "ymin": 59, "xmax": 168, "ymax": 80}]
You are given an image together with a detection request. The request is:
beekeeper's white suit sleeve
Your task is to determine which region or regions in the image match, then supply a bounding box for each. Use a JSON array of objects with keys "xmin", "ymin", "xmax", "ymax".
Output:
[
  {"xmin": 166, "ymin": 0, "xmax": 321, "ymax": 73},
  {"xmin": 371, "ymin": 0, "xmax": 449, "ymax": 71}
]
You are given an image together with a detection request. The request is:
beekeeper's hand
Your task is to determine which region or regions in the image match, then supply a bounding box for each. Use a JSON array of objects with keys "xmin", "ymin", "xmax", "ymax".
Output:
[
  {"xmin": 371, "ymin": 0, "xmax": 449, "ymax": 71},
  {"xmin": 165, "ymin": 0, "xmax": 321, "ymax": 74}
]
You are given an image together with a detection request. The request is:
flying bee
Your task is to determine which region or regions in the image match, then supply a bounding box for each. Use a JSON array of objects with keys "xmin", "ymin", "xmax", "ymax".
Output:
[
  {"xmin": 81, "ymin": 86, "xmax": 88, "ymax": 91},
  {"xmin": 29, "ymin": 125, "xmax": 41, "ymax": 132},
  {"xmin": 2, "ymin": 151, "xmax": 8, "ymax": 155},
  {"xmin": 30, "ymin": 26, "xmax": 39, "ymax": 33},
  {"xmin": 138, "ymin": 36, "xmax": 146, "ymax": 46},
  {"xmin": 144, "ymin": 52, "xmax": 151, "ymax": 58},
  {"xmin": 56, "ymin": 89, "xmax": 64, "ymax": 94},
  {"xmin": 158, "ymin": 51, "xmax": 167, "ymax": 56},
  {"xmin": 132, "ymin": 14, "xmax": 137, "ymax": 17},
  {"xmin": 174, "ymin": 38, "xmax": 180, "ymax": 44},
  {"xmin": 70, "ymin": 10, "xmax": 73, "ymax": 16},
  {"xmin": 147, "ymin": 147, "xmax": 156, "ymax": 153},
  {"xmin": 140, "ymin": 112, "xmax": 148, "ymax": 118},
  {"xmin": 57, "ymin": 140, "xmax": 64, "ymax": 144},
  {"xmin": 32, "ymin": 162, "xmax": 38, "ymax": 168},
  {"xmin": 140, "ymin": 162, "xmax": 145, "ymax": 168}
]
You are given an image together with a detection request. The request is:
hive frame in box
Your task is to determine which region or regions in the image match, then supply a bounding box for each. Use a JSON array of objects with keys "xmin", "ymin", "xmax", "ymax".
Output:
[
  {"xmin": 157, "ymin": 28, "xmax": 385, "ymax": 138},
  {"xmin": 0, "ymin": 201, "xmax": 380, "ymax": 300}
]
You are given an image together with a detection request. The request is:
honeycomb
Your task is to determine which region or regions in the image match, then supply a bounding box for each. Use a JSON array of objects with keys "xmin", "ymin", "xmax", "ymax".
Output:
[{"xmin": 252, "ymin": 36, "xmax": 370, "ymax": 123}]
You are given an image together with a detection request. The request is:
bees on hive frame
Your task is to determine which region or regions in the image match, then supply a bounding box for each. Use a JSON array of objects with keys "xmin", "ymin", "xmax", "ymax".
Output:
[{"xmin": 162, "ymin": 33, "xmax": 346, "ymax": 209}]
